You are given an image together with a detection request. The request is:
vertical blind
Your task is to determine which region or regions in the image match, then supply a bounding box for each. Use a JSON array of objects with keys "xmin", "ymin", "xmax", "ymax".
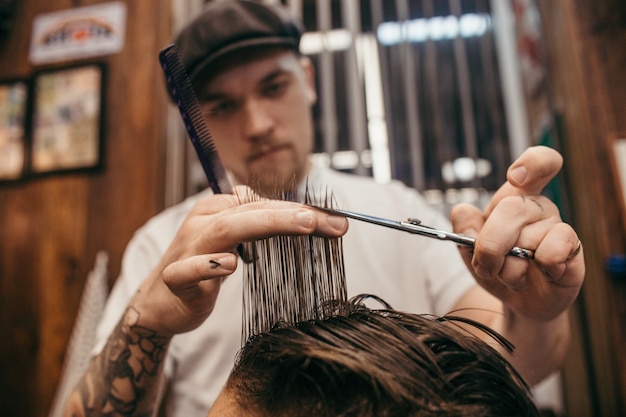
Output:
[{"xmin": 292, "ymin": 0, "xmax": 510, "ymax": 194}]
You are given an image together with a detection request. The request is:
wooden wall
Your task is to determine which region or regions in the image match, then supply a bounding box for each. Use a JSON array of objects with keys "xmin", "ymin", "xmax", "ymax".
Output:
[
  {"xmin": 537, "ymin": 0, "xmax": 626, "ymax": 415},
  {"xmin": 0, "ymin": 1, "xmax": 170, "ymax": 416},
  {"xmin": 0, "ymin": 1, "xmax": 625, "ymax": 416}
]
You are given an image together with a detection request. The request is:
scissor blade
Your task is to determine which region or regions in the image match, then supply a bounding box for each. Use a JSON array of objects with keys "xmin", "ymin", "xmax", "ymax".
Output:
[
  {"xmin": 314, "ymin": 207, "xmax": 454, "ymax": 241},
  {"xmin": 321, "ymin": 208, "xmax": 411, "ymax": 232}
]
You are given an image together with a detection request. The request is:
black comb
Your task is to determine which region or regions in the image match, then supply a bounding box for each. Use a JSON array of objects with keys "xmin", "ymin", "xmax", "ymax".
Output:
[
  {"xmin": 159, "ymin": 44, "xmax": 253, "ymax": 262},
  {"xmin": 158, "ymin": 44, "xmax": 232, "ymax": 195}
]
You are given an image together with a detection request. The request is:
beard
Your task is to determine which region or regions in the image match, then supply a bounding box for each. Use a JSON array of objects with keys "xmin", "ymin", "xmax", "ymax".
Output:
[
  {"xmin": 245, "ymin": 168, "xmax": 299, "ymax": 199},
  {"xmin": 239, "ymin": 143, "xmax": 312, "ymax": 199}
]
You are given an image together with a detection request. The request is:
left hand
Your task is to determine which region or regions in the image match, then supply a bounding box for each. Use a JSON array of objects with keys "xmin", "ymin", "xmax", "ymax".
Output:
[
  {"xmin": 132, "ymin": 186, "xmax": 349, "ymax": 337},
  {"xmin": 450, "ymin": 146, "xmax": 585, "ymax": 322}
]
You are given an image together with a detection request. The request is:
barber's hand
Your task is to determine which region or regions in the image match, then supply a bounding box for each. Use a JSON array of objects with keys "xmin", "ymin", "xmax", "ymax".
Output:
[
  {"xmin": 130, "ymin": 186, "xmax": 349, "ymax": 336},
  {"xmin": 450, "ymin": 146, "xmax": 585, "ymax": 322}
]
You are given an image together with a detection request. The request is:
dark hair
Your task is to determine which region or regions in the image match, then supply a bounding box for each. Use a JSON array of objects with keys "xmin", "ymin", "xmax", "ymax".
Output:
[{"xmin": 225, "ymin": 296, "xmax": 539, "ymax": 417}]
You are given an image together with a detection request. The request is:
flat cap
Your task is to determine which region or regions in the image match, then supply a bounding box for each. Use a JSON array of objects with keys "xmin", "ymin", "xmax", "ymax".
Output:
[{"xmin": 174, "ymin": 0, "xmax": 304, "ymax": 84}]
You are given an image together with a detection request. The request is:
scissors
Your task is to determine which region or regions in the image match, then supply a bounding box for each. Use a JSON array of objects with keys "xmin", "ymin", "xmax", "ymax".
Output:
[{"xmin": 313, "ymin": 207, "xmax": 534, "ymax": 260}]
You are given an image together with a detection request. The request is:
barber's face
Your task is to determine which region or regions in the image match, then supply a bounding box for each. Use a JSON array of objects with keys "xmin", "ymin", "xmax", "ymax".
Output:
[{"xmin": 196, "ymin": 49, "xmax": 317, "ymax": 197}]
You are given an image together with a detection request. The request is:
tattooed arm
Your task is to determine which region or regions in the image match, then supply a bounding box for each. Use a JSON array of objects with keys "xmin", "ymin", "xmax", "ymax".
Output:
[{"xmin": 64, "ymin": 307, "xmax": 170, "ymax": 417}]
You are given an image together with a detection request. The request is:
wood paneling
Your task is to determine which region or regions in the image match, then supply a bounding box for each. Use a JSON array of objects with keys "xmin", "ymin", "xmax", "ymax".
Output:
[
  {"xmin": 0, "ymin": 1, "xmax": 170, "ymax": 416},
  {"xmin": 1, "ymin": 1, "xmax": 625, "ymax": 416},
  {"xmin": 537, "ymin": 0, "xmax": 626, "ymax": 416}
]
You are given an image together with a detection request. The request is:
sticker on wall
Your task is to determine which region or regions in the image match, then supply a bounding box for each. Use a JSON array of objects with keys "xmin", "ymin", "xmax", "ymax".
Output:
[{"xmin": 29, "ymin": 1, "xmax": 126, "ymax": 65}]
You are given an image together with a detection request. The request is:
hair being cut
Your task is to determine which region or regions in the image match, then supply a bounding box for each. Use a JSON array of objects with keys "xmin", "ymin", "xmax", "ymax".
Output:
[
  {"xmin": 241, "ymin": 186, "xmax": 347, "ymax": 342},
  {"xmin": 227, "ymin": 295, "xmax": 540, "ymax": 417}
]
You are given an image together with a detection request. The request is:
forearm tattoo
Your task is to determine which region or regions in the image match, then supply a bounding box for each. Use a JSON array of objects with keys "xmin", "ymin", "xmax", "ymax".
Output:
[{"xmin": 74, "ymin": 307, "xmax": 169, "ymax": 417}]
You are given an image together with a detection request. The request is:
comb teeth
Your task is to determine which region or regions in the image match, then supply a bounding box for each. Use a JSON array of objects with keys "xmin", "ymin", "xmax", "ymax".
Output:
[{"xmin": 159, "ymin": 44, "xmax": 232, "ymax": 195}]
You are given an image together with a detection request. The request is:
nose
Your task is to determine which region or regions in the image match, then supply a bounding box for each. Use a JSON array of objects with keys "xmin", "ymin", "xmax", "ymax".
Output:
[{"xmin": 241, "ymin": 98, "xmax": 274, "ymax": 142}]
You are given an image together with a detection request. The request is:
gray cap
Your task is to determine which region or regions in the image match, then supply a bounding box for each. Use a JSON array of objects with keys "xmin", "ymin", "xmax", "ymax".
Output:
[{"xmin": 174, "ymin": 0, "xmax": 304, "ymax": 84}]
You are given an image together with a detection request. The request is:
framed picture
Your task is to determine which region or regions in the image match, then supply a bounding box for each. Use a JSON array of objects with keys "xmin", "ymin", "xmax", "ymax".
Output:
[
  {"xmin": 0, "ymin": 78, "xmax": 28, "ymax": 181},
  {"xmin": 30, "ymin": 63, "xmax": 105, "ymax": 174}
]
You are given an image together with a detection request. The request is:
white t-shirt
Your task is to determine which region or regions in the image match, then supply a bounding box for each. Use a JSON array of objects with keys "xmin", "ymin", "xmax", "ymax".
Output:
[{"xmin": 93, "ymin": 164, "xmax": 475, "ymax": 416}]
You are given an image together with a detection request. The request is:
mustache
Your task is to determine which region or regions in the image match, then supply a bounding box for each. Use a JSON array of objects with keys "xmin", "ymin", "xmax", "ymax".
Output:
[{"xmin": 247, "ymin": 142, "xmax": 290, "ymax": 162}]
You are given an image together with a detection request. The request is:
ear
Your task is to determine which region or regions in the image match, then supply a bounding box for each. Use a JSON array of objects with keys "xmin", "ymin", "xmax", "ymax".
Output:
[{"xmin": 299, "ymin": 56, "xmax": 317, "ymax": 104}]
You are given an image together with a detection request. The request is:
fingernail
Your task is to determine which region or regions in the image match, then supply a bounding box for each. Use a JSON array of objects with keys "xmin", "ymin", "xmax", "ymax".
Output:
[
  {"xmin": 296, "ymin": 210, "xmax": 314, "ymax": 227},
  {"xmin": 327, "ymin": 215, "xmax": 347, "ymax": 230},
  {"xmin": 509, "ymin": 166, "xmax": 527, "ymax": 185}
]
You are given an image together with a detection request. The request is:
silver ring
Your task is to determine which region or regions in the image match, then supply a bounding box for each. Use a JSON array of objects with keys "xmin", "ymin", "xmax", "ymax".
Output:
[{"xmin": 509, "ymin": 246, "xmax": 535, "ymax": 260}]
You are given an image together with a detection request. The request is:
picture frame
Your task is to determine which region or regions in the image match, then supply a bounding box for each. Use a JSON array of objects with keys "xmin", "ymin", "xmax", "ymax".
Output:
[
  {"xmin": 0, "ymin": 78, "xmax": 28, "ymax": 181},
  {"xmin": 30, "ymin": 63, "xmax": 105, "ymax": 175}
]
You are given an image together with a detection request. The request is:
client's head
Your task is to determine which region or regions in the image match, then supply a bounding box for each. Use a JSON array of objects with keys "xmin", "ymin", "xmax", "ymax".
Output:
[{"xmin": 208, "ymin": 295, "xmax": 539, "ymax": 417}]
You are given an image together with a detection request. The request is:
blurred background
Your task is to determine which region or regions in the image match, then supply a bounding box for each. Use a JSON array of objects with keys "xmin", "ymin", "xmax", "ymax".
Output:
[{"xmin": 0, "ymin": 0, "xmax": 625, "ymax": 416}]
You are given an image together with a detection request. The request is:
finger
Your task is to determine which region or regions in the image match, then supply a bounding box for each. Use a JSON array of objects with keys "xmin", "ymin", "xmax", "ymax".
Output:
[
  {"xmin": 450, "ymin": 203, "xmax": 484, "ymax": 265},
  {"xmin": 228, "ymin": 207, "xmax": 348, "ymax": 237},
  {"xmin": 474, "ymin": 213, "xmax": 560, "ymax": 293},
  {"xmin": 163, "ymin": 253, "xmax": 238, "ymax": 291},
  {"xmin": 193, "ymin": 190, "xmax": 349, "ymax": 237},
  {"xmin": 496, "ymin": 257, "xmax": 531, "ymax": 292},
  {"xmin": 450, "ymin": 202, "xmax": 485, "ymax": 237},
  {"xmin": 472, "ymin": 195, "xmax": 551, "ymax": 278},
  {"xmin": 507, "ymin": 146, "xmax": 563, "ymax": 191},
  {"xmin": 534, "ymin": 223, "xmax": 582, "ymax": 282},
  {"xmin": 485, "ymin": 146, "xmax": 563, "ymax": 216},
  {"xmin": 199, "ymin": 207, "xmax": 348, "ymax": 253}
]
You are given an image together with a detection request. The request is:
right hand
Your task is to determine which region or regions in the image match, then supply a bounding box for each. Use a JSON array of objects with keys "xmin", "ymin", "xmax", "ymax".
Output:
[{"xmin": 129, "ymin": 186, "xmax": 349, "ymax": 336}]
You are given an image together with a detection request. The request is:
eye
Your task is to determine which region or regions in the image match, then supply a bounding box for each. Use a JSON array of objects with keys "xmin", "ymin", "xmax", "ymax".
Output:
[
  {"xmin": 203, "ymin": 99, "xmax": 237, "ymax": 117},
  {"xmin": 263, "ymin": 79, "xmax": 288, "ymax": 98}
]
